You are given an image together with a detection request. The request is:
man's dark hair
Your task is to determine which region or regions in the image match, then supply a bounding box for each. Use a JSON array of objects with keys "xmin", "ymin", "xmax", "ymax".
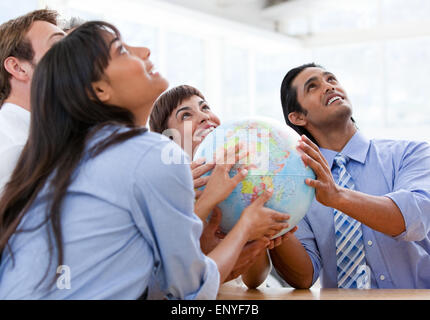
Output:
[
  {"xmin": 280, "ymin": 63, "xmax": 322, "ymax": 146},
  {"xmin": 280, "ymin": 63, "xmax": 356, "ymax": 147}
]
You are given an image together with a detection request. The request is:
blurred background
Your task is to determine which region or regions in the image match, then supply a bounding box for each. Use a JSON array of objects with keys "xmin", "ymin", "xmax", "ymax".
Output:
[{"xmin": 1, "ymin": 0, "xmax": 430, "ymax": 142}]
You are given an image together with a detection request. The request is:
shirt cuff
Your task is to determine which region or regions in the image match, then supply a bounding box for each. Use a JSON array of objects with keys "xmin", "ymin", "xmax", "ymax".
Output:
[
  {"xmin": 385, "ymin": 189, "xmax": 426, "ymax": 241},
  {"xmin": 184, "ymin": 255, "xmax": 220, "ymax": 300},
  {"xmin": 308, "ymin": 249, "xmax": 321, "ymax": 286}
]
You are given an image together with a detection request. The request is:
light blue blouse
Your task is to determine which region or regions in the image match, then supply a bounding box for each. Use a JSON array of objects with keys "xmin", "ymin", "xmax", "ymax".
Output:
[{"xmin": 0, "ymin": 125, "xmax": 219, "ymax": 299}]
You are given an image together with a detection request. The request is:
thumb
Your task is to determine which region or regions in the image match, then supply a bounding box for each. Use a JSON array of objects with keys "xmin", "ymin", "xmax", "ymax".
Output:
[
  {"xmin": 251, "ymin": 237, "xmax": 270, "ymax": 250},
  {"xmin": 251, "ymin": 188, "xmax": 273, "ymax": 207},
  {"xmin": 190, "ymin": 157, "xmax": 206, "ymax": 170}
]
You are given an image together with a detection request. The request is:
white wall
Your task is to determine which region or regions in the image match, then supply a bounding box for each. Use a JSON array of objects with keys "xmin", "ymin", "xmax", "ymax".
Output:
[{"xmin": 2, "ymin": 0, "xmax": 429, "ymax": 142}]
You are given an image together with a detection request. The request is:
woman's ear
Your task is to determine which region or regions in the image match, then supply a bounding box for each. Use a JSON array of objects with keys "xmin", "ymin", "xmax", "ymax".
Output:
[
  {"xmin": 288, "ymin": 111, "xmax": 307, "ymax": 126},
  {"xmin": 91, "ymin": 80, "xmax": 112, "ymax": 103},
  {"xmin": 4, "ymin": 57, "xmax": 32, "ymax": 82}
]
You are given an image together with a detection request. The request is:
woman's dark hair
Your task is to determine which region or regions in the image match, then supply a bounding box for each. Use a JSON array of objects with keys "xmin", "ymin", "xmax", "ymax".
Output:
[
  {"xmin": 149, "ymin": 85, "xmax": 205, "ymax": 134},
  {"xmin": 280, "ymin": 63, "xmax": 322, "ymax": 146},
  {"xmin": 0, "ymin": 21, "xmax": 146, "ymax": 288}
]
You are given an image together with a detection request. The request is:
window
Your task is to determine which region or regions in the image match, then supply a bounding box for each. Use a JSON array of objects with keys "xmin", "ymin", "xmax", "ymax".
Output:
[
  {"xmin": 385, "ymin": 37, "xmax": 430, "ymax": 127},
  {"xmin": 312, "ymin": 43, "xmax": 384, "ymax": 131},
  {"xmin": 221, "ymin": 45, "xmax": 250, "ymax": 121},
  {"xmin": 165, "ymin": 32, "xmax": 205, "ymax": 91}
]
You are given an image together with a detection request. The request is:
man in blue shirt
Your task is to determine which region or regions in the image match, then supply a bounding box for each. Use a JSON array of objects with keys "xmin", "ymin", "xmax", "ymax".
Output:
[{"xmin": 270, "ymin": 63, "xmax": 430, "ymax": 289}]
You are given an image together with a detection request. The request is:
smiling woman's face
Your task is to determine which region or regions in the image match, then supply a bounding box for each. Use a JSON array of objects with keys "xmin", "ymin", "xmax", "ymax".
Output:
[{"xmin": 167, "ymin": 94, "xmax": 221, "ymax": 157}]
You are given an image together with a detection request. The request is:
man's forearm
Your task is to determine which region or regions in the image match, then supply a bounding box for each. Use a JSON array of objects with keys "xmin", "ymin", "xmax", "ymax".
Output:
[
  {"xmin": 242, "ymin": 251, "xmax": 270, "ymax": 289},
  {"xmin": 333, "ymin": 188, "xmax": 406, "ymax": 237},
  {"xmin": 269, "ymin": 234, "xmax": 314, "ymax": 289}
]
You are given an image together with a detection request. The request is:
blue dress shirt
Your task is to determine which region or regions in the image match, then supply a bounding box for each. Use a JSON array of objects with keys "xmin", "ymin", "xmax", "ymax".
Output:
[
  {"xmin": 0, "ymin": 125, "xmax": 219, "ymax": 299},
  {"xmin": 295, "ymin": 131, "xmax": 430, "ymax": 288}
]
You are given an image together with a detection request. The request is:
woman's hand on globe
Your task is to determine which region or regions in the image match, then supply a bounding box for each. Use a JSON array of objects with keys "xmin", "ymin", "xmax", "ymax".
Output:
[
  {"xmin": 194, "ymin": 143, "xmax": 251, "ymax": 220},
  {"xmin": 190, "ymin": 157, "xmax": 215, "ymax": 199},
  {"xmin": 268, "ymin": 226, "xmax": 298, "ymax": 250},
  {"xmin": 190, "ymin": 142, "xmax": 250, "ymax": 199},
  {"xmin": 200, "ymin": 207, "xmax": 225, "ymax": 254},
  {"xmin": 239, "ymin": 188, "xmax": 290, "ymax": 241}
]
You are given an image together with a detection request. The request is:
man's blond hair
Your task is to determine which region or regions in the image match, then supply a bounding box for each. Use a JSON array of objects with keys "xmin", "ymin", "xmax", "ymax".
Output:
[{"xmin": 0, "ymin": 9, "xmax": 58, "ymax": 107}]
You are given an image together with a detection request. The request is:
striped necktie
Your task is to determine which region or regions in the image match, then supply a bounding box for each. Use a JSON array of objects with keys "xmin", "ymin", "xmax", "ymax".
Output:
[{"xmin": 332, "ymin": 153, "xmax": 370, "ymax": 289}]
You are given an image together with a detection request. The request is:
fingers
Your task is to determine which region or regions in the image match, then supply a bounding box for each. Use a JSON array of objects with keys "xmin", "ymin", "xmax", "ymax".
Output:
[
  {"xmin": 263, "ymin": 223, "xmax": 289, "ymax": 238},
  {"xmin": 190, "ymin": 157, "xmax": 206, "ymax": 170},
  {"xmin": 268, "ymin": 236, "xmax": 282, "ymax": 250},
  {"xmin": 214, "ymin": 143, "xmax": 236, "ymax": 164},
  {"xmin": 192, "ymin": 162, "xmax": 215, "ymax": 179},
  {"xmin": 246, "ymin": 238, "xmax": 270, "ymax": 251},
  {"xmin": 288, "ymin": 226, "xmax": 298, "ymax": 234},
  {"xmin": 267, "ymin": 209, "xmax": 290, "ymax": 222},
  {"xmin": 214, "ymin": 142, "xmax": 248, "ymax": 167},
  {"xmin": 298, "ymin": 142, "xmax": 324, "ymax": 167},
  {"xmin": 298, "ymin": 135, "xmax": 329, "ymax": 168},
  {"xmin": 225, "ymin": 149, "xmax": 249, "ymax": 172},
  {"xmin": 262, "ymin": 212, "xmax": 290, "ymax": 239},
  {"xmin": 229, "ymin": 167, "xmax": 248, "ymax": 187},
  {"xmin": 251, "ymin": 188, "xmax": 274, "ymax": 207},
  {"xmin": 305, "ymin": 178, "xmax": 323, "ymax": 189},
  {"xmin": 194, "ymin": 175, "xmax": 210, "ymax": 189},
  {"xmin": 300, "ymin": 135, "xmax": 319, "ymax": 153},
  {"xmin": 270, "ymin": 223, "xmax": 289, "ymax": 234},
  {"xmin": 268, "ymin": 226, "xmax": 296, "ymax": 249},
  {"xmin": 301, "ymin": 153, "xmax": 327, "ymax": 179}
]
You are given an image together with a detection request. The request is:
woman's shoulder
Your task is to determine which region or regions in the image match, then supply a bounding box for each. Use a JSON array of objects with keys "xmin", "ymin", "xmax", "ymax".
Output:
[
  {"xmin": 85, "ymin": 124, "xmax": 189, "ymax": 171},
  {"xmin": 128, "ymin": 128, "xmax": 186, "ymax": 159},
  {"xmin": 87, "ymin": 124, "xmax": 173, "ymax": 153}
]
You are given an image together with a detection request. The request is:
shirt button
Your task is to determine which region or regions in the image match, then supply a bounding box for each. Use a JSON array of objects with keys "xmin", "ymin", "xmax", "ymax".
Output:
[
  {"xmin": 380, "ymin": 275, "xmax": 385, "ymax": 281},
  {"xmin": 367, "ymin": 240, "xmax": 373, "ymax": 246}
]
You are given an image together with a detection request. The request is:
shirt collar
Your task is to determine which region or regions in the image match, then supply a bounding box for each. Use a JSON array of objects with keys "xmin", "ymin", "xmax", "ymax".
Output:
[
  {"xmin": 1, "ymin": 103, "xmax": 30, "ymax": 122},
  {"xmin": 320, "ymin": 131, "xmax": 370, "ymax": 168}
]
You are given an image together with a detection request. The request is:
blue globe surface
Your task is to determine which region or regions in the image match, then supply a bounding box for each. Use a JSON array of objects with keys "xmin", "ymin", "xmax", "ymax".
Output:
[{"xmin": 194, "ymin": 117, "xmax": 316, "ymax": 238}]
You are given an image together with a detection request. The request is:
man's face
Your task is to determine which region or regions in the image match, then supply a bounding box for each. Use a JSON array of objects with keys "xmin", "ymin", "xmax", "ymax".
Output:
[
  {"xmin": 25, "ymin": 20, "xmax": 65, "ymax": 66},
  {"xmin": 291, "ymin": 67, "xmax": 353, "ymax": 129}
]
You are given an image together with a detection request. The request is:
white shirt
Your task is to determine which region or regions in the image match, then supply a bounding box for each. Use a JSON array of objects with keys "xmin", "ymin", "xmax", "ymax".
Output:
[{"xmin": 0, "ymin": 103, "xmax": 30, "ymax": 192}]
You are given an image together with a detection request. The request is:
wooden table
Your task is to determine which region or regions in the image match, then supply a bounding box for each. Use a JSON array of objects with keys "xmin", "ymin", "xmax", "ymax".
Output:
[{"xmin": 217, "ymin": 281, "xmax": 430, "ymax": 300}]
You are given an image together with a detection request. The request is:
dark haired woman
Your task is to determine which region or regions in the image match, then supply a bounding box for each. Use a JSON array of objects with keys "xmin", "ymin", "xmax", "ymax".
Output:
[{"xmin": 0, "ymin": 21, "xmax": 289, "ymax": 299}]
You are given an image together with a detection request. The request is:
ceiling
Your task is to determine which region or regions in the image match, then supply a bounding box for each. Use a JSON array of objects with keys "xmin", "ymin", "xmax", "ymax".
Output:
[
  {"xmin": 158, "ymin": 0, "xmax": 287, "ymax": 32},
  {"xmin": 157, "ymin": 0, "xmax": 430, "ymax": 46}
]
